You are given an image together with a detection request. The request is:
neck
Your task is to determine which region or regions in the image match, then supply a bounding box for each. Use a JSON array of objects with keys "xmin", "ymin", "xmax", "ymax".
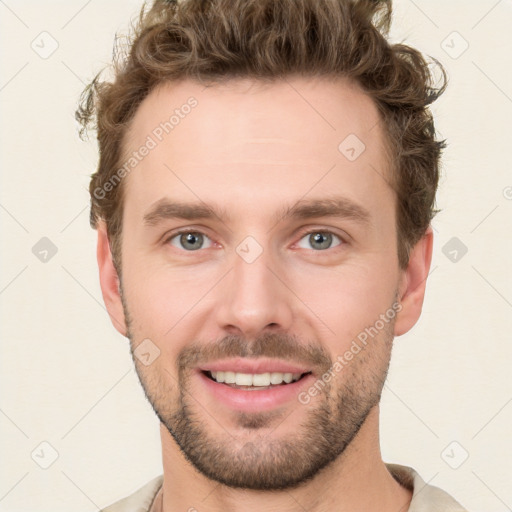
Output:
[{"xmin": 158, "ymin": 406, "xmax": 412, "ymax": 512}]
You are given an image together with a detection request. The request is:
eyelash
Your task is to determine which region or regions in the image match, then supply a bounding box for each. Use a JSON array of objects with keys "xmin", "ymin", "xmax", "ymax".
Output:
[{"xmin": 163, "ymin": 227, "xmax": 346, "ymax": 253}]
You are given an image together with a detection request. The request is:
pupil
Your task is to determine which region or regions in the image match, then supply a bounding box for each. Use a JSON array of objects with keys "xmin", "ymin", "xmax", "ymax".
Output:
[
  {"xmin": 181, "ymin": 232, "xmax": 202, "ymax": 250},
  {"xmin": 311, "ymin": 232, "xmax": 331, "ymax": 250}
]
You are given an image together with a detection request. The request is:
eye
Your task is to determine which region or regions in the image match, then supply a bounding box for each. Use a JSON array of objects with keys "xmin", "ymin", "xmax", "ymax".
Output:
[
  {"xmin": 296, "ymin": 230, "xmax": 343, "ymax": 251},
  {"xmin": 166, "ymin": 230, "xmax": 213, "ymax": 251}
]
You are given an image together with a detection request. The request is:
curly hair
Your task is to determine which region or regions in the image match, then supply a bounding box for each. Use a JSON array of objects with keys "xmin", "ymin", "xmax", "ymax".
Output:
[{"xmin": 76, "ymin": 0, "xmax": 447, "ymax": 270}]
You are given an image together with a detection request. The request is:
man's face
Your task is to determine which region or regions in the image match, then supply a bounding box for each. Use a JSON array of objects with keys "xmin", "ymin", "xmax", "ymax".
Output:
[{"xmin": 104, "ymin": 77, "xmax": 412, "ymax": 489}]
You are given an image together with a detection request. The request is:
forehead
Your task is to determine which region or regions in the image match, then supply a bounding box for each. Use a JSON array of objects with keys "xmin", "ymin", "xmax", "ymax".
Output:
[
  {"xmin": 121, "ymin": 76, "xmax": 393, "ymax": 225},
  {"xmin": 124, "ymin": 75, "xmax": 386, "ymax": 160}
]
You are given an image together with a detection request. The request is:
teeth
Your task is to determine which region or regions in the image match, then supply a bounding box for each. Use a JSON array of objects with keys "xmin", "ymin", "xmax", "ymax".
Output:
[
  {"xmin": 224, "ymin": 371, "xmax": 236, "ymax": 384},
  {"xmin": 235, "ymin": 373, "xmax": 253, "ymax": 386},
  {"xmin": 209, "ymin": 371, "xmax": 303, "ymax": 386},
  {"xmin": 252, "ymin": 373, "xmax": 271, "ymax": 386}
]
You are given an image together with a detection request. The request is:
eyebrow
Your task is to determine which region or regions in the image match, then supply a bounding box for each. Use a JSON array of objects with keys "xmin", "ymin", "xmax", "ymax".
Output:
[{"xmin": 142, "ymin": 196, "xmax": 371, "ymax": 227}]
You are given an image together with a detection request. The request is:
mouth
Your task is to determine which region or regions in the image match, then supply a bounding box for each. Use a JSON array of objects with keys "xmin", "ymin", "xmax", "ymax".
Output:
[
  {"xmin": 196, "ymin": 360, "xmax": 316, "ymax": 412},
  {"xmin": 202, "ymin": 370, "xmax": 312, "ymax": 390},
  {"xmin": 196, "ymin": 369, "xmax": 315, "ymax": 413}
]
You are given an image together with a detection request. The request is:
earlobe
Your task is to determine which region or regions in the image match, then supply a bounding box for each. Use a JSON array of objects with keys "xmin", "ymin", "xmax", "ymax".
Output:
[
  {"xmin": 394, "ymin": 226, "xmax": 434, "ymax": 337},
  {"xmin": 96, "ymin": 222, "xmax": 128, "ymax": 336}
]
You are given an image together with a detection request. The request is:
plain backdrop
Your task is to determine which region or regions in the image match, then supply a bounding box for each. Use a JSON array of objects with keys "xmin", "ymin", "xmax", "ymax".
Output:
[{"xmin": 1, "ymin": 1, "xmax": 511, "ymax": 511}]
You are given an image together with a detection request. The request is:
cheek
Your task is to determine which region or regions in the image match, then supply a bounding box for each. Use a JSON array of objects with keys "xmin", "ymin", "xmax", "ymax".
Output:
[
  {"xmin": 122, "ymin": 277, "xmax": 190, "ymax": 373},
  {"xmin": 121, "ymin": 231, "xmax": 399, "ymax": 352},
  {"xmin": 287, "ymin": 261, "xmax": 397, "ymax": 342},
  {"xmin": 121, "ymin": 258, "xmax": 215, "ymax": 339}
]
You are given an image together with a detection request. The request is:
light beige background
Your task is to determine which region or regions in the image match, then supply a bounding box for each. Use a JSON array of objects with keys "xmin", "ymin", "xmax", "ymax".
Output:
[{"xmin": 1, "ymin": 1, "xmax": 511, "ymax": 511}]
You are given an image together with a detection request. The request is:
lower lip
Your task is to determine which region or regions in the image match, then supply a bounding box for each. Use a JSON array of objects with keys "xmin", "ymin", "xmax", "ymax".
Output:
[{"xmin": 197, "ymin": 371, "xmax": 314, "ymax": 412}]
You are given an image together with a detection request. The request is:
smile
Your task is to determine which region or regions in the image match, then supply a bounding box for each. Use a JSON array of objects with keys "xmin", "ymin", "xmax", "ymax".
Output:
[
  {"xmin": 197, "ymin": 360, "xmax": 316, "ymax": 412},
  {"xmin": 204, "ymin": 370, "xmax": 310, "ymax": 390}
]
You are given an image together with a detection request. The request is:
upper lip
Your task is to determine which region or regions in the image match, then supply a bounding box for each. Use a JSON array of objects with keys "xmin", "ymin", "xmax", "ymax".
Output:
[{"xmin": 198, "ymin": 358, "xmax": 311, "ymax": 375}]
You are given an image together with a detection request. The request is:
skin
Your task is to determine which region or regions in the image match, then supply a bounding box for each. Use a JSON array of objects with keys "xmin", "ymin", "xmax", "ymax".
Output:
[{"xmin": 97, "ymin": 76, "xmax": 433, "ymax": 512}]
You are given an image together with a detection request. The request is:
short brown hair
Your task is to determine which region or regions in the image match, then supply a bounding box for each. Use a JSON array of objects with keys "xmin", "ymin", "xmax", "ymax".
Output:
[{"xmin": 76, "ymin": 0, "xmax": 447, "ymax": 270}]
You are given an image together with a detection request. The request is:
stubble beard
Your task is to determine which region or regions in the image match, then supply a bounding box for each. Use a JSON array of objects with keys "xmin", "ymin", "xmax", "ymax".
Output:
[{"xmin": 121, "ymin": 288, "xmax": 395, "ymax": 490}]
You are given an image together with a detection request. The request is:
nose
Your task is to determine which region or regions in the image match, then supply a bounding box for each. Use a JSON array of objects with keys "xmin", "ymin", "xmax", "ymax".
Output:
[{"xmin": 214, "ymin": 244, "xmax": 295, "ymax": 340}]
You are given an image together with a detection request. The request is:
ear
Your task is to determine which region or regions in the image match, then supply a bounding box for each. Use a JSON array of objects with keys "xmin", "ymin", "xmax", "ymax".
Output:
[
  {"xmin": 394, "ymin": 226, "xmax": 433, "ymax": 336},
  {"xmin": 97, "ymin": 221, "xmax": 127, "ymax": 336}
]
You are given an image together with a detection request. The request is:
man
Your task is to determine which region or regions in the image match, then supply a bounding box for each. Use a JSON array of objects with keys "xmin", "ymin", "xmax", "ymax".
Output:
[{"xmin": 76, "ymin": 0, "xmax": 469, "ymax": 510}]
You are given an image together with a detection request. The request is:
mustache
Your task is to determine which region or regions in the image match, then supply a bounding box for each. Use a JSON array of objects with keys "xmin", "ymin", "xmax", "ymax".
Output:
[{"xmin": 176, "ymin": 332, "xmax": 332, "ymax": 374}]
